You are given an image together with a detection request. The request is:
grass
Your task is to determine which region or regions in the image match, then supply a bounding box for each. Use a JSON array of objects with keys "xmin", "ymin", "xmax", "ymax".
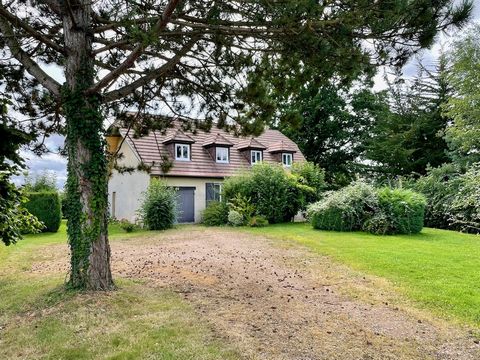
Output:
[
  {"xmin": 242, "ymin": 223, "xmax": 480, "ymax": 328},
  {"xmin": 0, "ymin": 223, "xmax": 238, "ymax": 360}
]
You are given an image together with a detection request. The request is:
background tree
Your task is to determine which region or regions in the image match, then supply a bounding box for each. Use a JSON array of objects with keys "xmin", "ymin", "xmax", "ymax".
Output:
[
  {"xmin": 0, "ymin": 0, "xmax": 472, "ymax": 290},
  {"xmin": 443, "ymin": 24, "xmax": 480, "ymax": 166},
  {"xmin": 365, "ymin": 56, "xmax": 452, "ymax": 179},
  {"xmin": 279, "ymin": 81, "xmax": 387, "ymax": 188}
]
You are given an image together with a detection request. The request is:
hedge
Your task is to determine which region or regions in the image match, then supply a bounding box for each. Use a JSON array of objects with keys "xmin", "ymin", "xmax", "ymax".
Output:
[
  {"xmin": 307, "ymin": 181, "xmax": 378, "ymax": 231},
  {"xmin": 24, "ymin": 192, "xmax": 62, "ymax": 232},
  {"xmin": 307, "ymin": 183, "xmax": 426, "ymax": 235}
]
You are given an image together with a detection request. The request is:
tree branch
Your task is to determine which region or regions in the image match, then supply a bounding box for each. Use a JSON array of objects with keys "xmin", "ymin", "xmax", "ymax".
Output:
[
  {"xmin": 0, "ymin": 5, "xmax": 65, "ymax": 54},
  {"xmin": 87, "ymin": 0, "xmax": 181, "ymax": 94},
  {"xmin": 0, "ymin": 12, "xmax": 61, "ymax": 97},
  {"xmin": 102, "ymin": 37, "xmax": 198, "ymax": 103}
]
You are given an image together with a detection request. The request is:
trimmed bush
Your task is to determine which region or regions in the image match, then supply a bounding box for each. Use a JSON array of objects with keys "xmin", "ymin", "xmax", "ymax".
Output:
[
  {"xmin": 307, "ymin": 181, "xmax": 378, "ymax": 231},
  {"xmin": 202, "ymin": 201, "xmax": 229, "ymax": 226},
  {"xmin": 223, "ymin": 163, "xmax": 316, "ymax": 224},
  {"xmin": 228, "ymin": 210, "xmax": 244, "ymax": 226},
  {"xmin": 24, "ymin": 192, "xmax": 62, "ymax": 232},
  {"xmin": 308, "ymin": 183, "xmax": 426, "ymax": 235},
  {"xmin": 137, "ymin": 179, "xmax": 177, "ymax": 230},
  {"xmin": 375, "ymin": 188, "xmax": 426, "ymax": 234},
  {"xmin": 362, "ymin": 212, "xmax": 390, "ymax": 235}
]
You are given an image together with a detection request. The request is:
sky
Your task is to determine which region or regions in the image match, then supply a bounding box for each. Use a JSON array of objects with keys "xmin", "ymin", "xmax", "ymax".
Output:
[{"xmin": 16, "ymin": 2, "xmax": 480, "ymax": 190}]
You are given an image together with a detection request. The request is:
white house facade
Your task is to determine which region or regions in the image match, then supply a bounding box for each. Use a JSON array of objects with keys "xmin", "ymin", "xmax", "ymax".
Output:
[{"xmin": 107, "ymin": 119, "xmax": 305, "ymax": 223}]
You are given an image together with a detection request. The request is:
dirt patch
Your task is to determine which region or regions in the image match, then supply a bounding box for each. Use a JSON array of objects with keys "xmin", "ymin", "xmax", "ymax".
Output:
[{"xmin": 29, "ymin": 227, "xmax": 480, "ymax": 359}]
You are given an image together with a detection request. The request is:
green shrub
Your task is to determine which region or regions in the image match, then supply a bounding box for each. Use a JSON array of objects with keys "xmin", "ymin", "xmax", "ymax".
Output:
[
  {"xmin": 413, "ymin": 164, "xmax": 480, "ymax": 233},
  {"xmin": 202, "ymin": 201, "xmax": 228, "ymax": 226},
  {"xmin": 449, "ymin": 165, "xmax": 480, "ymax": 233},
  {"xmin": 291, "ymin": 161, "xmax": 325, "ymax": 200},
  {"xmin": 362, "ymin": 212, "xmax": 390, "ymax": 235},
  {"xmin": 223, "ymin": 163, "xmax": 316, "ymax": 224},
  {"xmin": 228, "ymin": 194, "xmax": 256, "ymax": 221},
  {"xmin": 248, "ymin": 215, "xmax": 269, "ymax": 227},
  {"xmin": 307, "ymin": 181, "xmax": 378, "ymax": 231},
  {"xmin": 24, "ymin": 192, "xmax": 62, "ymax": 232},
  {"xmin": 412, "ymin": 164, "xmax": 461, "ymax": 229},
  {"xmin": 375, "ymin": 188, "xmax": 426, "ymax": 234},
  {"xmin": 118, "ymin": 219, "xmax": 137, "ymax": 233},
  {"xmin": 137, "ymin": 179, "xmax": 177, "ymax": 230},
  {"xmin": 228, "ymin": 210, "xmax": 244, "ymax": 226}
]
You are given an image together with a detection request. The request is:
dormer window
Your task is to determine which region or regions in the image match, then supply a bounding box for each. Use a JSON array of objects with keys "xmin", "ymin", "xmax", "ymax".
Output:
[
  {"xmin": 251, "ymin": 150, "xmax": 262, "ymax": 164},
  {"xmin": 175, "ymin": 143, "xmax": 190, "ymax": 161},
  {"xmin": 216, "ymin": 147, "xmax": 229, "ymax": 163},
  {"xmin": 282, "ymin": 153, "xmax": 292, "ymax": 167}
]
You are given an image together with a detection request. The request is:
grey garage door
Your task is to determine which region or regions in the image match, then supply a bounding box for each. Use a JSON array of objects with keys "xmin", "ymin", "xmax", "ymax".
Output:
[{"xmin": 175, "ymin": 187, "xmax": 195, "ymax": 223}]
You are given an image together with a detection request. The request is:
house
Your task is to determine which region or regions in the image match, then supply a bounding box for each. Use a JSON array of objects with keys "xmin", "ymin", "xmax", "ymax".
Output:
[{"xmin": 107, "ymin": 119, "xmax": 305, "ymax": 223}]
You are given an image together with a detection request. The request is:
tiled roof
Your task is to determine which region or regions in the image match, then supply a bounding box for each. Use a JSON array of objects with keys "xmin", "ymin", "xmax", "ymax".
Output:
[
  {"xmin": 162, "ymin": 129, "xmax": 195, "ymax": 144},
  {"xmin": 267, "ymin": 140, "xmax": 298, "ymax": 153},
  {"xmin": 237, "ymin": 137, "xmax": 267, "ymax": 150},
  {"xmin": 120, "ymin": 120, "xmax": 305, "ymax": 178},
  {"xmin": 202, "ymin": 133, "xmax": 233, "ymax": 147}
]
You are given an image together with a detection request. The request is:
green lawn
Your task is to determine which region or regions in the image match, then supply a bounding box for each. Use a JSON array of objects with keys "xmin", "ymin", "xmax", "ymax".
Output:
[
  {"xmin": 243, "ymin": 223, "xmax": 480, "ymax": 327},
  {"xmin": 0, "ymin": 223, "xmax": 238, "ymax": 360}
]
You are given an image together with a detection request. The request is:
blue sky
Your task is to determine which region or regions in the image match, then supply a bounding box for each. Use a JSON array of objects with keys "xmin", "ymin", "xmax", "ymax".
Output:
[{"xmin": 18, "ymin": 2, "xmax": 480, "ymax": 190}]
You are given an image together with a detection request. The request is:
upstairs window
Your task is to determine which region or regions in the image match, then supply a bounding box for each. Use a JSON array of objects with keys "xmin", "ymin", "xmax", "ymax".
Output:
[
  {"xmin": 251, "ymin": 150, "xmax": 262, "ymax": 164},
  {"xmin": 216, "ymin": 147, "xmax": 229, "ymax": 163},
  {"xmin": 282, "ymin": 153, "xmax": 292, "ymax": 167},
  {"xmin": 175, "ymin": 143, "xmax": 190, "ymax": 161}
]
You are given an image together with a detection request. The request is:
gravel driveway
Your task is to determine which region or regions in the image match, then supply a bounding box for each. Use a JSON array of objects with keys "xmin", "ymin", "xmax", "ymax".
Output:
[{"xmin": 31, "ymin": 227, "xmax": 480, "ymax": 360}]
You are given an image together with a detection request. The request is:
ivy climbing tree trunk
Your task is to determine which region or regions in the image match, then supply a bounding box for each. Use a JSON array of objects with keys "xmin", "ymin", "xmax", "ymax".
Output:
[{"xmin": 62, "ymin": 0, "xmax": 113, "ymax": 290}]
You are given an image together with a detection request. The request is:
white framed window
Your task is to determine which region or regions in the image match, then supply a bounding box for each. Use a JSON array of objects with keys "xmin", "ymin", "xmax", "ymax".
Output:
[
  {"xmin": 251, "ymin": 150, "xmax": 262, "ymax": 164},
  {"xmin": 282, "ymin": 153, "xmax": 293, "ymax": 167},
  {"xmin": 175, "ymin": 143, "xmax": 190, "ymax": 161},
  {"xmin": 216, "ymin": 147, "xmax": 229, "ymax": 163},
  {"xmin": 206, "ymin": 183, "xmax": 222, "ymax": 204}
]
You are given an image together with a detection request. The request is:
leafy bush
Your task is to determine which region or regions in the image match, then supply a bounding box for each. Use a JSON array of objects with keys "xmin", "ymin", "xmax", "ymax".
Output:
[
  {"xmin": 449, "ymin": 165, "xmax": 480, "ymax": 233},
  {"xmin": 248, "ymin": 215, "xmax": 269, "ymax": 227},
  {"xmin": 1, "ymin": 173, "xmax": 43, "ymax": 244},
  {"xmin": 24, "ymin": 191, "xmax": 62, "ymax": 232},
  {"xmin": 228, "ymin": 194, "xmax": 256, "ymax": 221},
  {"xmin": 412, "ymin": 164, "xmax": 461, "ymax": 229},
  {"xmin": 291, "ymin": 161, "xmax": 325, "ymax": 200},
  {"xmin": 412, "ymin": 164, "xmax": 480, "ymax": 233},
  {"xmin": 202, "ymin": 201, "xmax": 228, "ymax": 226},
  {"xmin": 118, "ymin": 219, "xmax": 137, "ymax": 233},
  {"xmin": 307, "ymin": 181, "xmax": 378, "ymax": 231},
  {"xmin": 375, "ymin": 188, "xmax": 426, "ymax": 234},
  {"xmin": 308, "ymin": 182, "xmax": 426, "ymax": 235},
  {"xmin": 228, "ymin": 210, "xmax": 244, "ymax": 226},
  {"xmin": 223, "ymin": 163, "xmax": 316, "ymax": 224},
  {"xmin": 362, "ymin": 212, "xmax": 390, "ymax": 235},
  {"xmin": 137, "ymin": 179, "xmax": 177, "ymax": 230}
]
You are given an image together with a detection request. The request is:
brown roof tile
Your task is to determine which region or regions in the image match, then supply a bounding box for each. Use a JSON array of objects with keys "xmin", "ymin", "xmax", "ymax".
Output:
[
  {"xmin": 162, "ymin": 129, "xmax": 195, "ymax": 144},
  {"xmin": 237, "ymin": 137, "xmax": 267, "ymax": 150},
  {"xmin": 267, "ymin": 140, "xmax": 298, "ymax": 153},
  {"xmin": 202, "ymin": 133, "xmax": 233, "ymax": 147},
  {"xmin": 120, "ymin": 120, "xmax": 305, "ymax": 178}
]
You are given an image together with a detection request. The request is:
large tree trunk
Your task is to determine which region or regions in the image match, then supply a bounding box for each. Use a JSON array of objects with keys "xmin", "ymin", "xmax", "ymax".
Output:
[{"xmin": 62, "ymin": 0, "xmax": 113, "ymax": 290}]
